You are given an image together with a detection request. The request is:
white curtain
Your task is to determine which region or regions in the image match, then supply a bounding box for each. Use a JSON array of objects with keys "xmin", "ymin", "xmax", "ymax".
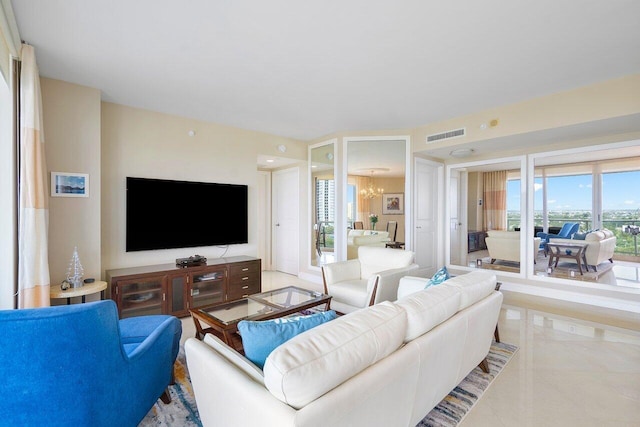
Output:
[{"xmin": 18, "ymin": 44, "xmax": 50, "ymax": 308}]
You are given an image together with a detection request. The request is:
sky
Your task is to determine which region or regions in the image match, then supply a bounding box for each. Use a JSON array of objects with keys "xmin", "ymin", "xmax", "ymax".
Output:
[{"xmin": 507, "ymin": 170, "xmax": 640, "ymax": 211}]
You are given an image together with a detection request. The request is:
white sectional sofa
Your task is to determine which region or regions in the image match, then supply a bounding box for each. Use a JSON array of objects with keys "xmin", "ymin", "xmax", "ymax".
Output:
[
  {"xmin": 550, "ymin": 228, "xmax": 616, "ymax": 271},
  {"xmin": 185, "ymin": 271, "xmax": 502, "ymax": 427},
  {"xmin": 347, "ymin": 229, "xmax": 390, "ymax": 259}
]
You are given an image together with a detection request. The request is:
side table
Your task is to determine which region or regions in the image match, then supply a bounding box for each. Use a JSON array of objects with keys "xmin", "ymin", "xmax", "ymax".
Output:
[
  {"xmin": 546, "ymin": 242, "xmax": 589, "ymax": 275},
  {"xmin": 50, "ymin": 280, "xmax": 107, "ymax": 304}
]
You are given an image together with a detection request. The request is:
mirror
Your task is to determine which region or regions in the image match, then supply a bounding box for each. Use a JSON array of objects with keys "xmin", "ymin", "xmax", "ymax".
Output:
[
  {"xmin": 531, "ymin": 144, "xmax": 640, "ymax": 286},
  {"xmin": 310, "ymin": 141, "xmax": 336, "ymax": 267},
  {"xmin": 448, "ymin": 159, "xmax": 524, "ymax": 275},
  {"xmin": 346, "ymin": 138, "xmax": 407, "ymax": 260}
]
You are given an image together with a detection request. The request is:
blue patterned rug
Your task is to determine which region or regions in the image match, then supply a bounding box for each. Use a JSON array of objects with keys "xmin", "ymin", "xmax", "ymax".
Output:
[{"xmin": 139, "ymin": 341, "xmax": 517, "ymax": 427}]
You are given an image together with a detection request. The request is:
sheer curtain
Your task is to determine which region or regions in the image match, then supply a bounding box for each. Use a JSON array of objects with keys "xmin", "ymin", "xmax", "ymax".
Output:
[
  {"xmin": 483, "ymin": 170, "xmax": 507, "ymax": 231},
  {"xmin": 18, "ymin": 44, "xmax": 50, "ymax": 308}
]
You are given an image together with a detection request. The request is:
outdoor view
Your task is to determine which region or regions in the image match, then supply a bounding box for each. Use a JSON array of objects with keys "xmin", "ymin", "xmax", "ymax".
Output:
[{"xmin": 507, "ymin": 170, "xmax": 640, "ymax": 257}]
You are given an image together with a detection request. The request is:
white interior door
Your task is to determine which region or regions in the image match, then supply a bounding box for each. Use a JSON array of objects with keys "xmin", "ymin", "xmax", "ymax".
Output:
[
  {"xmin": 414, "ymin": 158, "xmax": 442, "ymax": 276},
  {"xmin": 272, "ymin": 167, "xmax": 299, "ymax": 275},
  {"xmin": 450, "ymin": 174, "xmax": 461, "ymax": 265}
]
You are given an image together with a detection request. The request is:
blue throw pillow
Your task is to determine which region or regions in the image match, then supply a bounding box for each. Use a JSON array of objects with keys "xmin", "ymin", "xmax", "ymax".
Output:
[
  {"xmin": 237, "ymin": 310, "xmax": 337, "ymax": 369},
  {"xmin": 573, "ymin": 232, "xmax": 587, "ymax": 240},
  {"xmin": 425, "ymin": 266, "xmax": 450, "ymax": 288}
]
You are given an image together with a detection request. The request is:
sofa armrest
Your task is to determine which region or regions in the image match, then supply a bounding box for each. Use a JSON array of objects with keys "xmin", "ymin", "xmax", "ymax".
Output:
[
  {"xmin": 371, "ymin": 264, "xmax": 420, "ymax": 305},
  {"xmin": 185, "ymin": 338, "xmax": 296, "ymax": 427}
]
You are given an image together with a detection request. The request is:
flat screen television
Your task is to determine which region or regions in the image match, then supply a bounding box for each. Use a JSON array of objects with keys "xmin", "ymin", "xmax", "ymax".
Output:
[{"xmin": 126, "ymin": 177, "xmax": 248, "ymax": 252}]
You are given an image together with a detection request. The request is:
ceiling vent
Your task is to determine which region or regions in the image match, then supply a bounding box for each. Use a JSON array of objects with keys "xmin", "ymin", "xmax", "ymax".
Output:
[{"xmin": 426, "ymin": 128, "xmax": 466, "ymax": 143}]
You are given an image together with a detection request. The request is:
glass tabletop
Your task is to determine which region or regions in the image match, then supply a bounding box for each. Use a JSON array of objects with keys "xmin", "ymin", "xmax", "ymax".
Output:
[
  {"xmin": 202, "ymin": 299, "xmax": 278, "ymax": 325},
  {"xmin": 196, "ymin": 286, "xmax": 329, "ymax": 326},
  {"xmin": 249, "ymin": 286, "xmax": 326, "ymax": 309}
]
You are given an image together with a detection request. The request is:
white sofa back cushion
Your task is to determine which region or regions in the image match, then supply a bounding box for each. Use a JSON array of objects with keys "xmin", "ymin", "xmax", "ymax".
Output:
[
  {"xmin": 395, "ymin": 285, "xmax": 461, "ymax": 342},
  {"xmin": 263, "ymin": 301, "xmax": 407, "ymax": 409},
  {"xmin": 358, "ymin": 246, "xmax": 415, "ymax": 278},
  {"xmin": 444, "ymin": 271, "xmax": 496, "ymax": 311}
]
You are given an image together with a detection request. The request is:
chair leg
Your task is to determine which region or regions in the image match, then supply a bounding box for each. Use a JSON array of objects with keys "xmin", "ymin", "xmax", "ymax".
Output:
[
  {"xmin": 478, "ymin": 357, "xmax": 490, "ymax": 374},
  {"xmin": 494, "ymin": 325, "xmax": 500, "ymax": 343},
  {"xmin": 160, "ymin": 388, "xmax": 172, "ymax": 404}
]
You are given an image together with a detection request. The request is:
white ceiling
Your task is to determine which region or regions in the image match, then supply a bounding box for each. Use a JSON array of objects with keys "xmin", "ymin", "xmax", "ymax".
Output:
[{"xmin": 11, "ymin": 1, "xmax": 640, "ymax": 143}]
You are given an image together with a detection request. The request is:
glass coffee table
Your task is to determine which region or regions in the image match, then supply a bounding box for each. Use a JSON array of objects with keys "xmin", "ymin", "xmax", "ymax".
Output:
[{"xmin": 190, "ymin": 286, "xmax": 332, "ymax": 352}]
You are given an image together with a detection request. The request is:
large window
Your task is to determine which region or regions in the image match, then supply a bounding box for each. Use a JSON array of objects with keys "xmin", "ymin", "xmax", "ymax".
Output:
[
  {"xmin": 315, "ymin": 179, "xmax": 335, "ymax": 250},
  {"xmin": 603, "ymin": 170, "xmax": 640, "ymax": 256},
  {"xmin": 346, "ymin": 184, "xmax": 356, "ymax": 227},
  {"xmin": 535, "ymin": 160, "xmax": 640, "ymax": 257}
]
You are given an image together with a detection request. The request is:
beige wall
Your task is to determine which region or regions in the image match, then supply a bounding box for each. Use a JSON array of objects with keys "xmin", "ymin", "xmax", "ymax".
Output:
[
  {"xmin": 41, "ymin": 78, "xmax": 101, "ymax": 300},
  {"xmin": 101, "ymin": 102, "xmax": 305, "ymax": 272},
  {"xmin": 467, "ymin": 172, "xmax": 482, "ymax": 232},
  {"xmin": 412, "ymin": 74, "xmax": 640, "ymax": 158}
]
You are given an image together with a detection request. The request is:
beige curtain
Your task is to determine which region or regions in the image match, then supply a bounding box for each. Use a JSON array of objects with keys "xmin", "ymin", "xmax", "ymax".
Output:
[
  {"xmin": 355, "ymin": 176, "xmax": 370, "ymax": 221},
  {"xmin": 483, "ymin": 170, "xmax": 507, "ymax": 231},
  {"xmin": 18, "ymin": 44, "xmax": 50, "ymax": 308}
]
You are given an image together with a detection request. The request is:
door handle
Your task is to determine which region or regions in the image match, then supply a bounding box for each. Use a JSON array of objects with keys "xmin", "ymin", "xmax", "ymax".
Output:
[{"xmin": 275, "ymin": 223, "xmax": 280, "ymax": 226}]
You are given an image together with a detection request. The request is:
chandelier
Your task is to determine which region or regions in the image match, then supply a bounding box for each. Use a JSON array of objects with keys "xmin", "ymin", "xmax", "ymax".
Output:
[{"xmin": 360, "ymin": 170, "xmax": 384, "ymax": 199}]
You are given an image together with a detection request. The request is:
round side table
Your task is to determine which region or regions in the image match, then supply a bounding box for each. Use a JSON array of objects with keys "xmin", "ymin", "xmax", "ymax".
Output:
[{"xmin": 50, "ymin": 280, "xmax": 108, "ymax": 304}]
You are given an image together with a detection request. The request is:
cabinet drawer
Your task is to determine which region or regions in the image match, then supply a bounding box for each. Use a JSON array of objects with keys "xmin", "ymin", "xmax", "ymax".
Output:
[
  {"xmin": 229, "ymin": 261, "xmax": 260, "ymax": 278},
  {"xmin": 227, "ymin": 281, "xmax": 261, "ymax": 300}
]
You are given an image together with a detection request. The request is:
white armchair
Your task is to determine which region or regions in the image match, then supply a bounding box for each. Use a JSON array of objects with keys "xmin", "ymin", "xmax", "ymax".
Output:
[
  {"xmin": 322, "ymin": 246, "xmax": 418, "ymax": 314},
  {"xmin": 485, "ymin": 230, "xmax": 542, "ymax": 264}
]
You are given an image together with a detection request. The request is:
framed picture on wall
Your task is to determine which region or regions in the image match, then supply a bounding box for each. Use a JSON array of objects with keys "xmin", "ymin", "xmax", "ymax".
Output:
[
  {"xmin": 51, "ymin": 172, "xmax": 89, "ymax": 197},
  {"xmin": 382, "ymin": 193, "xmax": 403, "ymax": 215}
]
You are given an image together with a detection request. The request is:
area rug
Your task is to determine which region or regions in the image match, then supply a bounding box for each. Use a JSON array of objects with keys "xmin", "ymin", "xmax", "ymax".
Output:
[{"xmin": 140, "ymin": 341, "xmax": 518, "ymax": 427}]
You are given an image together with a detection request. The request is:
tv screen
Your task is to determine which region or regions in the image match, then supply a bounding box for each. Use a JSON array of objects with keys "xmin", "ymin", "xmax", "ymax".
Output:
[{"xmin": 126, "ymin": 177, "xmax": 248, "ymax": 252}]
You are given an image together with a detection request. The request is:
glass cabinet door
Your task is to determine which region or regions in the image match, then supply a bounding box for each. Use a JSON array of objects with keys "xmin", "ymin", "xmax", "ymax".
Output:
[
  {"xmin": 117, "ymin": 275, "xmax": 166, "ymax": 318},
  {"xmin": 190, "ymin": 268, "xmax": 226, "ymax": 308}
]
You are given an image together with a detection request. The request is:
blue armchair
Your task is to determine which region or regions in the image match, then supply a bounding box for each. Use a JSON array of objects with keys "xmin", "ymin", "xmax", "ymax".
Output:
[
  {"xmin": 0, "ymin": 300, "xmax": 182, "ymax": 426},
  {"xmin": 536, "ymin": 222, "xmax": 580, "ymax": 254}
]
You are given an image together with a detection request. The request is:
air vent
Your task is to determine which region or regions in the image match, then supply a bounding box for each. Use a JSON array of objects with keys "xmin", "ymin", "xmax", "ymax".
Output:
[{"xmin": 426, "ymin": 128, "xmax": 466, "ymax": 143}]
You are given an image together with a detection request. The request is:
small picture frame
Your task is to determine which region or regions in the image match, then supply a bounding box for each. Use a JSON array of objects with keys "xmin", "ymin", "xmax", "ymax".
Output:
[
  {"xmin": 382, "ymin": 193, "xmax": 404, "ymax": 215},
  {"xmin": 51, "ymin": 172, "xmax": 89, "ymax": 198}
]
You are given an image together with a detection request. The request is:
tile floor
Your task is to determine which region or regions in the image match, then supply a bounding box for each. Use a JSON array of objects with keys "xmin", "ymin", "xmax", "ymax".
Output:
[{"xmin": 179, "ymin": 271, "xmax": 640, "ymax": 427}]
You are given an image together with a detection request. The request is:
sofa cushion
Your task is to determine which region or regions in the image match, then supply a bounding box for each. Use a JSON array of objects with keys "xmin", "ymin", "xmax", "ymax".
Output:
[
  {"xmin": 263, "ymin": 301, "xmax": 406, "ymax": 409},
  {"xmin": 238, "ymin": 310, "xmax": 337, "ymax": 369},
  {"xmin": 395, "ymin": 284, "xmax": 461, "ymax": 342},
  {"xmin": 326, "ymin": 278, "xmax": 372, "ymax": 308},
  {"xmin": 443, "ymin": 271, "xmax": 496, "ymax": 311}
]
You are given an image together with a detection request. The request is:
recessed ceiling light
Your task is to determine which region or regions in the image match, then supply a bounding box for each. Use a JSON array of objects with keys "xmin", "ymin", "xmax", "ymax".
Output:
[
  {"xmin": 449, "ymin": 148, "xmax": 475, "ymax": 158},
  {"xmin": 311, "ymin": 165, "xmax": 317, "ymax": 168},
  {"xmin": 266, "ymin": 159, "xmax": 275, "ymax": 163}
]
